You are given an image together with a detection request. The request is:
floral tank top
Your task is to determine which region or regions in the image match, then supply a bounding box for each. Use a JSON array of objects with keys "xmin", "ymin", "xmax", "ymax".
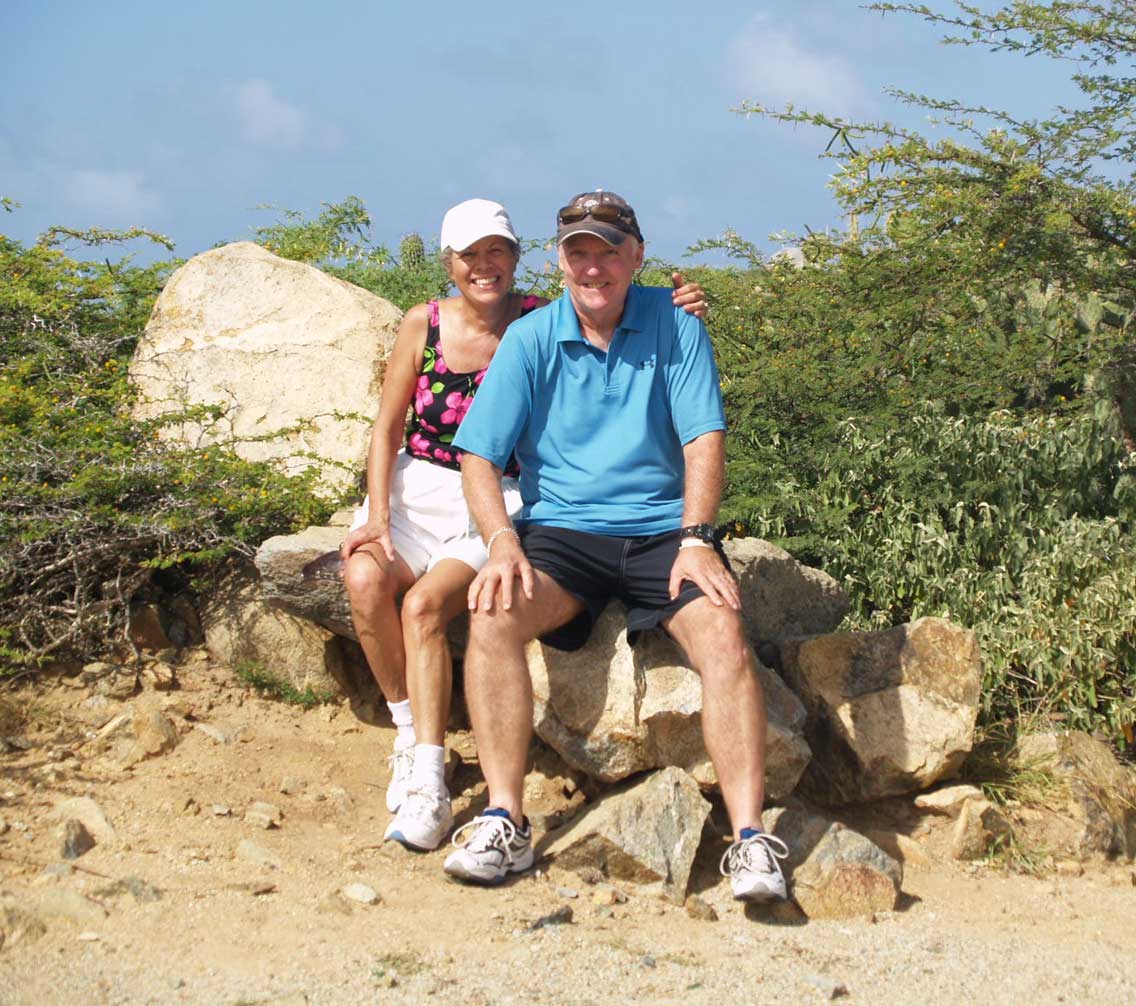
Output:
[{"xmin": 405, "ymin": 296, "xmax": 540, "ymax": 475}]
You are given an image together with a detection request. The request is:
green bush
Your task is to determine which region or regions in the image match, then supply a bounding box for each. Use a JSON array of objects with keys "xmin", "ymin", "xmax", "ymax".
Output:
[
  {"xmin": 756, "ymin": 402, "xmax": 1136, "ymax": 737},
  {"xmin": 0, "ymin": 227, "xmax": 333, "ymax": 672}
]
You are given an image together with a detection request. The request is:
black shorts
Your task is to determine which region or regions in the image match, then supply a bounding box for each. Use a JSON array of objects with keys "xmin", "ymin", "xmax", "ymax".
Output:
[{"xmin": 517, "ymin": 524, "xmax": 731, "ymax": 652}]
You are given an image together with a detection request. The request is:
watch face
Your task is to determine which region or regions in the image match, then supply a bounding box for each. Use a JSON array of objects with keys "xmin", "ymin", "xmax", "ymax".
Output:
[{"xmin": 681, "ymin": 523, "xmax": 716, "ymax": 543}]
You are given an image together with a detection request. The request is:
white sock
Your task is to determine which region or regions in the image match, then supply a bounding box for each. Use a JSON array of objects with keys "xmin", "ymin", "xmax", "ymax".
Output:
[
  {"xmin": 387, "ymin": 700, "xmax": 416, "ymax": 749},
  {"xmin": 409, "ymin": 744, "xmax": 446, "ymax": 793}
]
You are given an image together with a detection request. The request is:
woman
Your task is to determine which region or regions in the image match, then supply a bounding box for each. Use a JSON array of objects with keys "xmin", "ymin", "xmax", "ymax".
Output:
[{"xmin": 340, "ymin": 198, "xmax": 707, "ymax": 851}]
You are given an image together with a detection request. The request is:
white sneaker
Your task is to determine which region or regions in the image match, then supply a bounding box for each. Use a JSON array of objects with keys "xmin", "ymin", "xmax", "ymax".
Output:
[
  {"xmin": 386, "ymin": 744, "xmax": 415, "ymax": 813},
  {"xmin": 384, "ymin": 786, "xmax": 453, "ymax": 851},
  {"xmin": 720, "ymin": 830, "xmax": 790, "ymax": 902},
  {"xmin": 442, "ymin": 809, "xmax": 533, "ymax": 885}
]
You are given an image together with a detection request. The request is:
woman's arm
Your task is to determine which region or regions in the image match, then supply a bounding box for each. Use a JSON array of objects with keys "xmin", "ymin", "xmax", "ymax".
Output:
[{"xmin": 340, "ymin": 302, "xmax": 431, "ymax": 561}]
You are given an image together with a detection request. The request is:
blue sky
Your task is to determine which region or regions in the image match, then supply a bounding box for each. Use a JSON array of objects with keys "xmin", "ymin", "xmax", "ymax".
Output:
[{"xmin": 0, "ymin": 1, "xmax": 1081, "ymax": 266}]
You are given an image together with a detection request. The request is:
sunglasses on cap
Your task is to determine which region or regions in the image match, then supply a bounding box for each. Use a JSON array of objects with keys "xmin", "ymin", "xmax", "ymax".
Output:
[{"xmin": 556, "ymin": 203, "xmax": 639, "ymax": 232}]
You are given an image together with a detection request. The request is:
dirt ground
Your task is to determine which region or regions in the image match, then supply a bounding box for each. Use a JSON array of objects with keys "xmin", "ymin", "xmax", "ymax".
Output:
[{"xmin": 2, "ymin": 650, "xmax": 1134, "ymax": 1006}]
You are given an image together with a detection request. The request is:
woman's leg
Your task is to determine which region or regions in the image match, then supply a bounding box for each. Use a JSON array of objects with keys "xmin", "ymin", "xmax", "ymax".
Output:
[
  {"xmin": 384, "ymin": 559, "xmax": 475, "ymax": 849},
  {"xmin": 400, "ymin": 558, "xmax": 478, "ymax": 747},
  {"xmin": 342, "ymin": 542, "xmax": 418, "ymax": 702}
]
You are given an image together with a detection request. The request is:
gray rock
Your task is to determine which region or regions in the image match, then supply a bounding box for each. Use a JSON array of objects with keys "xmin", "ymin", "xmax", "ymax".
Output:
[
  {"xmin": 58, "ymin": 819, "xmax": 95, "ymax": 860},
  {"xmin": 778, "ymin": 617, "xmax": 982, "ymax": 803},
  {"xmin": 122, "ymin": 700, "xmax": 179, "ymax": 764},
  {"xmin": 544, "ymin": 767, "xmax": 710, "ymax": 904},
  {"xmin": 530, "ymin": 605, "xmax": 810, "ymax": 799},
  {"xmin": 767, "ymin": 805, "xmax": 902, "ymax": 919},
  {"xmin": 48, "ymin": 797, "xmax": 115, "ymax": 844},
  {"xmin": 1015, "ymin": 730, "xmax": 1136, "ymax": 859},
  {"xmin": 255, "ymin": 527, "xmax": 356, "ymax": 640},
  {"xmin": 201, "ymin": 566, "xmax": 350, "ymax": 699},
  {"xmin": 35, "ymin": 888, "xmax": 108, "ymax": 926},
  {"xmin": 244, "ymin": 801, "xmax": 283, "ymax": 829},
  {"xmin": 949, "ymin": 798, "xmax": 1012, "ymax": 860},
  {"xmin": 279, "ymin": 775, "xmax": 307, "ymax": 795},
  {"xmin": 324, "ymin": 787, "xmax": 353, "ymax": 815},
  {"xmin": 0, "ymin": 900, "xmax": 48, "ymax": 948},
  {"xmin": 92, "ymin": 876, "xmax": 162, "ymax": 903},
  {"xmin": 722, "ymin": 537, "xmax": 849, "ymax": 643},
  {"xmin": 526, "ymin": 905, "xmax": 573, "ymax": 930},
  {"xmin": 684, "ymin": 895, "xmax": 718, "ymax": 921},
  {"xmin": 236, "ymin": 839, "xmax": 282, "ymax": 870},
  {"xmin": 340, "ymin": 882, "xmax": 380, "ymax": 905},
  {"xmin": 915, "ymin": 784, "xmax": 985, "ymax": 816},
  {"xmin": 130, "ymin": 241, "xmax": 400, "ymax": 495},
  {"xmin": 195, "ymin": 722, "xmax": 244, "ymax": 745}
]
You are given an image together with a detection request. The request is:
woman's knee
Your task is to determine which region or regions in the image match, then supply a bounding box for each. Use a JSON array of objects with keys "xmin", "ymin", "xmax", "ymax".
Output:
[
  {"xmin": 400, "ymin": 584, "xmax": 451, "ymax": 636},
  {"xmin": 342, "ymin": 552, "xmax": 397, "ymax": 603}
]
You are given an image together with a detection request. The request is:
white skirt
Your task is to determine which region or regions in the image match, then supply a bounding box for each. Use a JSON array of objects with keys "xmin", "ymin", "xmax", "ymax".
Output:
[{"xmin": 351, "ymin": 452, "xmax": 522, "ymax": 579}]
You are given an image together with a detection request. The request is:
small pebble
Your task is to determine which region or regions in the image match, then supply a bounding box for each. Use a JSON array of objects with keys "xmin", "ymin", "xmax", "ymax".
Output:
[
  {"xmin": 340, "ymin": 882, "xmax": 380, "ymax": 905},
  {"xmin": 685, "ymin": 895, "xmax": 718, "ymax": 922},
  {"xmin": 77, "ymin": 931, "xmax": 101, "ymax": 942},
  {"xmin": 555, "ymin": 886, "xmax": 579, "ymax": 899}
]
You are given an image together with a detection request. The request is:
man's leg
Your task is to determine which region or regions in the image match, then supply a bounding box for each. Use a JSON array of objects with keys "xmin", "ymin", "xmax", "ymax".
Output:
[
  {"xmin": 663, "ymin": 597, "xmax": 766, "ymax": 835},
  {"xmin": 664, "ymin": 597, "xmax": 788, "ymax": 901},
  {"xmin": 463, "ymin": 572, "xmax": 584, "ymax": 823}
]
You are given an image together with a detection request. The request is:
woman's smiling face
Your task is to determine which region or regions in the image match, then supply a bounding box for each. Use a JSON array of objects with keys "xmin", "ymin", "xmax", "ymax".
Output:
[{"xmin": 448, "ymin": 235, "xmax": 518, "ymax": 303}]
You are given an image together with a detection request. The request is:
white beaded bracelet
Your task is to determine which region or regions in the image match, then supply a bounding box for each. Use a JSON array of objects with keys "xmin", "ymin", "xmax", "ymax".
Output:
[
  {"xmin": 486, "ymin": 525, "xmax": 520, "ymax": 553},
  {"xmin": 678, "ymin": 538, "xmax": 714, "ymax": 550}
]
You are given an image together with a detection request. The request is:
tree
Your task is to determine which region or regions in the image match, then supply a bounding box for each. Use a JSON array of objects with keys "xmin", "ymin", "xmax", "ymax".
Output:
[{"xmin": 716, "ymin": 1, "xmax": 1136, "ymax": 740}]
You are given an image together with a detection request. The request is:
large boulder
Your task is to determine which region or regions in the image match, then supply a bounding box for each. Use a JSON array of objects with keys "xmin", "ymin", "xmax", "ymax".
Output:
[
  {"xmin": 777, "ymin": 617, "xmax": 982, "ymax": 804},
  {"xmin": 544, "ymin": 766, "xmax": 710, "ymax": 904},
  {"xmin": 201, "ymin": 567, "xmax": 349, "ymax": 697},
  {"xmin": 1014, "ymin": 730, "xmax": 1136, "ymax": 860},
  {"xmin": 129, "ymin": 242, "xmax": 401, "ymax": 494},
  {"xmin": 722, "ymin": 538, "xmax": 848, "ymax": 643},
  {"xmin": 256, "ymin": 526, "xmax": 355, "ymax": 639},
  {"xmin": 766, "ymin": 804, "xmax": 902, "ymax": 919},
  {"xmin": 529, "ymin": 604, "xmax": 811, "ymax": 800}
]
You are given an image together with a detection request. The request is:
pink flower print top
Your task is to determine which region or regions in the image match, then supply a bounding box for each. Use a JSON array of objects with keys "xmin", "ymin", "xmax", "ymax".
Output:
[{"xmin": 404, "ymin": 298, "xmax": 540, "ymax": 474}]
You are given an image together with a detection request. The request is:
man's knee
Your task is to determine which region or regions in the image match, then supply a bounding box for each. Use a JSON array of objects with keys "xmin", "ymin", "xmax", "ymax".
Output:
[
  {"xmin": 467, "ymin": 607, "xmax": 533, "ymax": 655},
  {"xmin": 676, "ymin": 604, "xmax": 752, "ymax": 677}
]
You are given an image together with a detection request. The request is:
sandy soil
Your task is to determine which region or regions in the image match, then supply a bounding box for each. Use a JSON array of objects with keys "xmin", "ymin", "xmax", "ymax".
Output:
[{"xmin": 1, "ymin": 651, "xmax": 1134, "ymax": 1006}]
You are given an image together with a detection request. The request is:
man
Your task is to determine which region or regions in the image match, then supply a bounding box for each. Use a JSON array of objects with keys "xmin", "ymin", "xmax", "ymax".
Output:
[{"xmin": 447, "ymin": 190, "xmax": 788, "ymax": 901}]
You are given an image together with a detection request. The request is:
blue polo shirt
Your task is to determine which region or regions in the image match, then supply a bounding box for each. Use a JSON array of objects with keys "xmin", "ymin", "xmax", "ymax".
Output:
[{"xmin": 453, "ymin": 285, "xmax": 726, "ymax": 536}]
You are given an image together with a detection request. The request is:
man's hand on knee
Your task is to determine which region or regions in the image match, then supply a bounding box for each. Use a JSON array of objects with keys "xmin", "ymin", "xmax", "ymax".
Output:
[
  {"xmin": 468, "ymin": 541, "xmax": 535, "ymax": 613},
  {"xmin": 667, "ymin": 547, "xmax": 741, "ymax": 611}
]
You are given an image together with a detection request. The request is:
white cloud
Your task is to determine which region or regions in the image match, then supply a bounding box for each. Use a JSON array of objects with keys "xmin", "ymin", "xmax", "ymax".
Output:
[
  {"xmin": 726, "ymin": 14, "xmax": 872, "ymax": 118},
  {"xmin": 61, "ymin": 166, "xmax": 165, "ymax": 221},
  {"xmin": 230, "ymin": 79, "xmax": 344, "ymax": 153}
]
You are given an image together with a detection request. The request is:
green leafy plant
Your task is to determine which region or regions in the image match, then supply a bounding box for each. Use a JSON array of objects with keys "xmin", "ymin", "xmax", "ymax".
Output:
[
  {"xmin": 234, "ymin": 661, "xmax": 334, "ymax": 709},
  {"xmin": 0, "ymin": 226, "xmax": 333, "ymax": 674}
]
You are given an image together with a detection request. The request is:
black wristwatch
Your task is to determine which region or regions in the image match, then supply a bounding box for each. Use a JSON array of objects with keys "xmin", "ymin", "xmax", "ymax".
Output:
[{"xmin": 679, "ymin": 523, "xmax": 717, "ymax": 544}]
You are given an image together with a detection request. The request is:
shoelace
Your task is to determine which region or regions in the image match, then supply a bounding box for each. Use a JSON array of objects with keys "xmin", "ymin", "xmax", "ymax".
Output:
[
  {"xmin": 451, "ymin": 814, "xmax": 521, "ymax": 864},
  {"xmin": 719, "ymin": 831, "xmax": 790, "ymax": 878},
  {"xmin": 388, "ymin": 746, "xmax": 414, "ymax": 778}
]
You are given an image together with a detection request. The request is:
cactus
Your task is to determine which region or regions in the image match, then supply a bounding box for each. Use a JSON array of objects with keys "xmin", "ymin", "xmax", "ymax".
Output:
[{"xmin": 399, "ymin": 233, "xmax": 425, "ymax": 270}]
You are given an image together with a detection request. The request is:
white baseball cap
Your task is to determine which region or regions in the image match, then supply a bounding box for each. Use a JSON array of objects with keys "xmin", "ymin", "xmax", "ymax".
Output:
[{"xmin": 439, "ymin": 198, "xmax": 519, "ymax": 253}]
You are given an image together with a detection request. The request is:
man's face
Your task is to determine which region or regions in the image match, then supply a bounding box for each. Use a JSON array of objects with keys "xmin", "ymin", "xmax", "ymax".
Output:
[{"xmin": 558, "ymin": 233, "xmax": 644, "ymax": 320}]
